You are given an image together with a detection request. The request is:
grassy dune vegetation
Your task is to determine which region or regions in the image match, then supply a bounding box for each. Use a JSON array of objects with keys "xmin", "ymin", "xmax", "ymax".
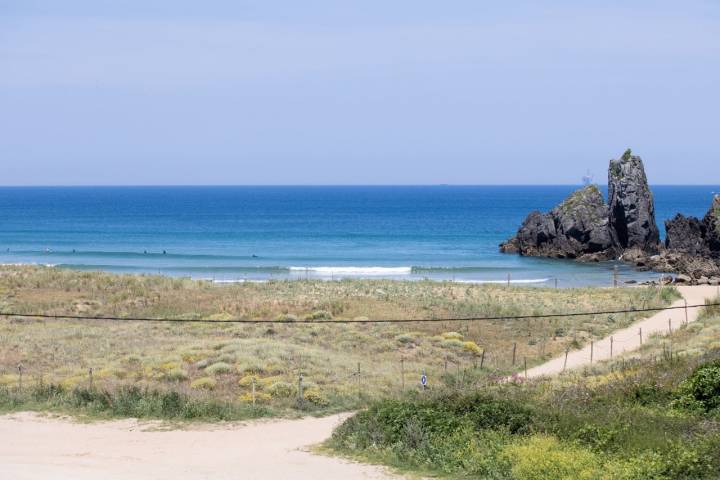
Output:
[
  {"xmin": 329, "ymin": 298, "xmax": 720, "ymax": 479},
  {"xmin": 0, "ymin": 265, "xmax": 677, "ymax": 419}
]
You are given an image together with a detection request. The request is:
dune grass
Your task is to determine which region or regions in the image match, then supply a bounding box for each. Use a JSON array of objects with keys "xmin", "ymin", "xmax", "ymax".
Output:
[{"xmin": 0, "ymin": 265, "xmax": 677, "ymax": 419}]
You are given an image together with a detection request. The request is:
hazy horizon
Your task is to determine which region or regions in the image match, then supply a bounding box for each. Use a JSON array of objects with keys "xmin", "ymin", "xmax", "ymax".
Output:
[
  {"xmin": 1, "ymin": 183, "xmax": 718, "ymax": 188},
  {"xmin": 2, "ymin": 1, "xmax": 718, "ymax": 185}
]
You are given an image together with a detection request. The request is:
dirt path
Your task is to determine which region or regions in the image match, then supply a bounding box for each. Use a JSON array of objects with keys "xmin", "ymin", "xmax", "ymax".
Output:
[
  {"xmin": 526, "ymin": 285, "xmax": 719, "ymax": 378},
  {"xmin": 0, "ymin": 412, "xmax": 398, "ymax": 480}
]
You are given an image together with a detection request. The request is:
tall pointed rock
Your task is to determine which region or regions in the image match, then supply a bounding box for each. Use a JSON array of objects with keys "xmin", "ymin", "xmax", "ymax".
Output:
[{"xmin": 608, "ymin": 149, "xmax": 660, "ymax": 253}]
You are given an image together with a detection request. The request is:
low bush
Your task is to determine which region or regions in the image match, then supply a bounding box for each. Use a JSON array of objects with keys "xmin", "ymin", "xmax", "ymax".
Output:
[
  {"xmin": 205, "ymin": 362, "xmax": 232, "ymax": 375},
  {"xmin": 503, "ymin": 435, "xmax": 602, "ymax": 480},
  {"xmin": 238, "ymin": 375, "xmax": 260, "ymax": 388},
  {"xmin": 165, "ymin": 368, "xmax": 189, "ymax": 382},
  {"xmin": 190, "ymin": 377, "xmax": 217, "ymax": 391},
  {"xmin": 238, "ymin": 392, "xmax": 272, "ymax": 404},
  {"xmin": 304, "ymin": 310, "xmax": 333, "ymax": 320},
  {"xmin": 303, "ymin": 389, "xmax": 329, "ymax": 406},
  {"xmin": 674, "ymin": 358, "xmax": 720, "ymax": 413},
  {"xmin": 268, "ymin": 381, "xmax": 295, "ymax": 398}
]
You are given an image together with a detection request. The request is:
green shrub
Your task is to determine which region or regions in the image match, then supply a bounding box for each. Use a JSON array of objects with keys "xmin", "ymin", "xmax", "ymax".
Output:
[
  {"xmin": 239, "ymin": 392, "xmax": 271, "ymax": 404},
  {"xmin": 304, "ymin": 310, "xmax": 333, "ymax": 320},
  {"xmin": 238, "ymin": 375, "xmax": 260, "ymax": 388},
  {"xmin": 215, "ymin": 353, "xmax": 236, "ymax": 364},
  {"xmin": 441, "ymin": 331, "xmax": 463, "ymax": 340},
  {"xmin": 440, "ymin": 339, "xmax": 464, "ymax": 349},
  {"xmin": 165, "ymin": 368, "xmax": 189, "ymax": 382},
  {"xmin": 190, "ymin": 377, "xmax": 217, "ymax": 391},
  {"xmin": 303, "ymin": 389, "xmax": 329, "ymax": 406},
  {"xmin": 395, "ymin": 334, "xmax": 415, "ymax": 345},
  {"xmin": 236, "ymin": 361, "xmax": 265, "ymax": 375},
  {"xmin": 674, "ymin": 359, "xmax": 720, "ymax": 412},
  {"xmin": 463, "ymin": 341, "xmax": 482, "ymax": 354},
  {"xmin": 205, "ymin": 362, "xmax": 232, "ymax": 375},
  {"xmin": 503, "ymin": 435, "xmax": 602, "ymax": 480},
  {"xmin": 268, "ymin": 381, "xmax": 295, "ymax": 398}
]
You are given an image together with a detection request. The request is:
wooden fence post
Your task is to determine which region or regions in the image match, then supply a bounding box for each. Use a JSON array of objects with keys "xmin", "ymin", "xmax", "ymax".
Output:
[
  {"xmin": 639, "ymin": 327, "xmax": 643, "ymax": 345},
  {"xmin": 512, "ymin": 343, "xmax": 517, "ymax": 366},
  {"xmin": 400, "ymin": 357, "xmax": 405, "ymax": 391},
  {"xmin": 613, "ymin": 265, "xmax": 618, "ymax": 288},
  {"xmin": 297, "ymin": 374, "xmax": 304, "ymax": 407},
  {"xmin": 563, "ymin": 349, "xmax": 569, "ymax": 372},
  {"xmin": 590, "ymin": 341, "xmax": 594, "ymax": 363},
  {"xmin": 252, "ymin": 377, "xmax": 256, "ymax": 406},
  {"xmin": 480, "ymin": 349, "xmax": 486, "ymax": 369}
]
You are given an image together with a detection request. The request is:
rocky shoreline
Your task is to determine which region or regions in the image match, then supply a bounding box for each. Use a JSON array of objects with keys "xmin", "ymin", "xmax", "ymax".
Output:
[{"xmin": 500, "ymin": 149, "xmax": 720, "ymax": 285}]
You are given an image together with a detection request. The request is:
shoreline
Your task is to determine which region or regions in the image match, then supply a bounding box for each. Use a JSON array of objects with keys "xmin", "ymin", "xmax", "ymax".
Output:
[{"xmin": 0, "ymin": 261, "xmax": 666, "ymax": 289}]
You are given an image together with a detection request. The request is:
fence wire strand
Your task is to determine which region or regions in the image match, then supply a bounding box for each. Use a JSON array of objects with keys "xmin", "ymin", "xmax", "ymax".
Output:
[{"xmin": 0, "ymin": 302, "xmax": 717, "ymax": 325}]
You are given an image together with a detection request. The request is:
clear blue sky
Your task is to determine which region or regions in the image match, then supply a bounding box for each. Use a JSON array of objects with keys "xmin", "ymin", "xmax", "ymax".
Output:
[{"xmin": 1, "ymin": 1, "xmax": 718, "ymax": 185}]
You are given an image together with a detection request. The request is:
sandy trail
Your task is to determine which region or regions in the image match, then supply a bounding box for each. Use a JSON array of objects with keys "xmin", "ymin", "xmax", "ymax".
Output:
[
  {"xmin": 526, "ymin": 285, "xmax": 719, "ymax": 378},
  {"xmin": 2, "ymin": 286, "xmax": 717, "ymax": 479},
  {"xmin": 0, "ymin": 412, "xmax": 397, "ymax": 480}
]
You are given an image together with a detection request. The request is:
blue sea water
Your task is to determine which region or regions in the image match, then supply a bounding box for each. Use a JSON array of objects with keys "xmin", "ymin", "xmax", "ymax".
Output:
[{"xmin": 0, "ymin": 186, "xmax": 717, "ymax": 287}]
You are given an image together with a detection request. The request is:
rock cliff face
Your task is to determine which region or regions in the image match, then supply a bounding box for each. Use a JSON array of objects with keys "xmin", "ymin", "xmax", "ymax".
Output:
[
  {"xmin": 501, "ymin": 149, "xmax": 719, "ymax": 284},
  {"xmin": 665, "ymin": 195, "xmax": 720, "ymax": 259},
  {"xmin": 665, "ymin": 214, "xmax": 707, "ymax": 255},
  {"xmin": 500, "ymin": 185, "xmax": 614, "ymax": 259},
  {"xmin": 500, "ymin": 150, "xmax": 658, "ymax": 261},
  {"xmin": 608, "ymin": 150, "xmax": 660, "ymax": 253},
  {"xmin": 703, "ymin": 195, "xmax": 720, "ymax": 255}
]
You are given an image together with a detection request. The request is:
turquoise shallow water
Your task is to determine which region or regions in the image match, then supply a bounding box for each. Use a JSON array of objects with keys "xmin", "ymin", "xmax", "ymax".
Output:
[{"xmin": 0, "ymin": 186, "xmax": 717, "ymax": 286}]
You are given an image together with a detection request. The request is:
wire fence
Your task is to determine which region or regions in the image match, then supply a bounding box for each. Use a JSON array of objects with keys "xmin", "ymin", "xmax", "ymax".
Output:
[
  {"xmin": 1, "ymin": 300, "xmax": 719, "ymax": 408},
  {"xmin": 1, "ymin": 302, "xmax": 718, "ymax": 324}
]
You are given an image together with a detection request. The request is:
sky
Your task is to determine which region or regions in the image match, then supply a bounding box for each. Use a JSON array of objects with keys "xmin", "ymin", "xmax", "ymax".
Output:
[{"xmin": 1, "ymin": 1, "xmax": 719, "ymax": 185}]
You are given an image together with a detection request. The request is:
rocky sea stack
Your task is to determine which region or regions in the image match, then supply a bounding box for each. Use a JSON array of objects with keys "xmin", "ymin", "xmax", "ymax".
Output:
[
  {"xmin": 499, "ymin": 185, "xmax": 614, "ymax": 260},
  {"xmin": 500, "ymin": 150, "xmax": 720, "ymax": 284},
  {"xmin": 608, "ymin": 150, "xmax": 660, "ymax": 253}
]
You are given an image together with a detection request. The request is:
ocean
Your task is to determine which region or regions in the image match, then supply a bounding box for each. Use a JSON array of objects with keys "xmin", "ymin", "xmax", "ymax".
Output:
[{"xmin": 0, "ymin": 186, "xmax": 717, "ymax": 287}]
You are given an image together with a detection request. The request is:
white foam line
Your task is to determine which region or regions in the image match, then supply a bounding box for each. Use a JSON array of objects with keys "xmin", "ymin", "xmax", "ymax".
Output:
[
  {"xmin": 454, "ymin": 278, "xmax": 551, "ymax": 284},
  {"xmin": 289, "ymin": 266, "xmax": 412, "ymax": 275}
]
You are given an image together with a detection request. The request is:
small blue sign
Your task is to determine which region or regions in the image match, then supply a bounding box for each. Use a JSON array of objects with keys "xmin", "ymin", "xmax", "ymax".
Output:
[{"xmin": 420, "ymin": 374, "xmax": 427, "ymax": 386}]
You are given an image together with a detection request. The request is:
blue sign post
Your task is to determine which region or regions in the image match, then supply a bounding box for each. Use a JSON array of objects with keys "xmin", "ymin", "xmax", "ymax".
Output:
[{"xmin": 420, "ymin": 371, "xmax": 427, "ymax": 389}]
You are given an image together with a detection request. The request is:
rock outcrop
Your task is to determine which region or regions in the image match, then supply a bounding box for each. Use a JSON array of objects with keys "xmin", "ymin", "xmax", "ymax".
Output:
[
  {"xmin": 500, "ymin": 185, "xmax": 614, "ymax": 259},
  {"xmin": 665, "ymin": 214, "xmax": 706, "ymax": 255},
  {"xmin": 665, "ymin": 194, "xmax": 720, "ymax": 260},
  {"xmin": 608, "ymin": 149, "xmax": 660, "ymax": 253},
  {"xmin": 500, "ymin": 149, "xmax": 658, "ymax": 261},
  {"xmin": 500, "ymin": 149, "xmax": 719, "ymax": 284},
  {"xmin": 702, "ymin": 195, "xmax": 720, "ymax": 255}
]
